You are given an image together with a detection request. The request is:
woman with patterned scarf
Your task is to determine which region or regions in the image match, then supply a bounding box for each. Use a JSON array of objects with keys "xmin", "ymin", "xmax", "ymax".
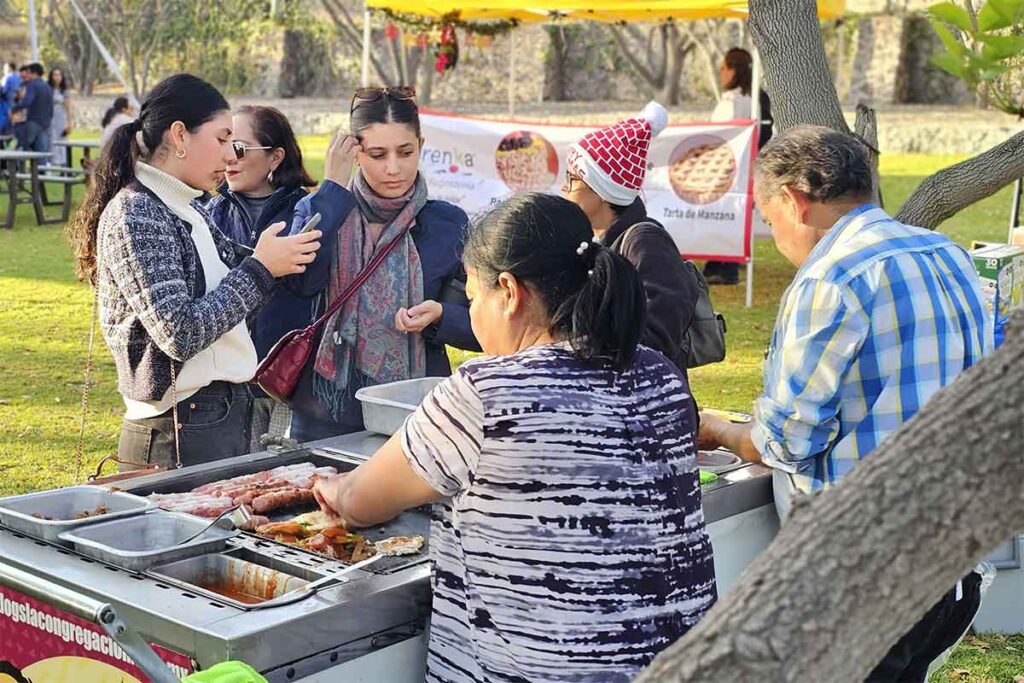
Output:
[{"xmin": 286, "ymin": 87, "xmax": 480, "ymax": 441}]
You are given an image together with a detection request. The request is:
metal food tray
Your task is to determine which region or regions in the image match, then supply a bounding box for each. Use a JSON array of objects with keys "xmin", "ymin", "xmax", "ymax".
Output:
[
  {"xmin": 697, "ymin": 450, "xmax": 745, "ymax": 474},
  {"xmin": 355, "ymin": 377, "xmax": 444, "ymax": 436},
  {"xmin": 146, "ymin": 547, "xmax": 318, "ymax": 610},
  {"xmin": 124, "ymin": 449, "xmax": 432, "ymax": 575},
  {"xmin": 58, "ymin": 510, "xmax": 237, "ymax": 572},
  {"xmin": 0, "ymin": 486, "xmax": 156, "ymax": 543}
]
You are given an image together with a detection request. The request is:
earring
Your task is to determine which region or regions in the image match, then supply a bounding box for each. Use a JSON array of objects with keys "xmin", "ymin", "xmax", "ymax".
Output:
[
  {"xmin": 175, "ymin": 148, "xmax": 186, "ymax": 159},
  {"xmin": 267, "ymin": 169, "xmax": 274, "ymax": 183}
]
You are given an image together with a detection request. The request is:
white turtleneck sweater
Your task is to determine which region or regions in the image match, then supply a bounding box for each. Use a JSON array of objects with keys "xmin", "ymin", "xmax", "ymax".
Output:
[{"xmin": 123, "ymin": 162, "xmax": 258, "ymax": 419}]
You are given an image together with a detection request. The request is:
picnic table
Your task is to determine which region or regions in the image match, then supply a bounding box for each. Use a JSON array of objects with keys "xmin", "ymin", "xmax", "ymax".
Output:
[
  {"xmin": 0, "ymin": 150, "xmax": 52, "ymax": 228},
  {"xmin": 55, "ymin": 139, "xmax": 101, "ymax": 169}
]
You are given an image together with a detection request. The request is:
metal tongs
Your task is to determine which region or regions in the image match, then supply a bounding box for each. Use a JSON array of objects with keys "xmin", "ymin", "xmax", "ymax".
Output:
[
  {"xmin": 176, "ymin": 505, "xmax": 252, "ymax": 546},
  {"xmin": 247, "ymin": 553, "xmax": 383, "ymax": 611}
]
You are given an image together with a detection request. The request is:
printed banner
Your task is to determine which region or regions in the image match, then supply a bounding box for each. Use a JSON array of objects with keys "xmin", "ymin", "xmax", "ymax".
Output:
[
  {"xmin": 0, "ymin": 585, "xmax": 193, "ymax": 682},
  {"xmin": 419, "ymin": 110, "xmax": 758, "ymax": 262}
]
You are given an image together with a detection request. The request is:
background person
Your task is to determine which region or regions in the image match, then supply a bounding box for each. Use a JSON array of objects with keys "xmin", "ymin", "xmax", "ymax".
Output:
[
  {"xmin": 206, "ymin": 105, "xmax": 318, "ymax": 449},
  {"xmin": 286, "ymin": 87, "xmax": 479, "ymax": 442},
  {"xmin": 705, "ymin": 47, "xmax": 774, "ymax": 285},
  {"xmin": 12, "ymin": 63, "xmax": 52, "ymax": 153},
  {"xmin": 99, "ymin": 96, "xmax": 135, "ymax": 151},
  {"xmin": 47, "ymin": 67, "xmax": 72, "ymax": 166},
  {"xmin": 314, "ymin": 193, "xmax": 716, "ymax": 683},
  {"xmin": 0, "ymin": 62, "xmax": 19, "ymax": 135},
  {"xmin": 66, "ymin": 73, "xmax": 321, "ymax": 469}
]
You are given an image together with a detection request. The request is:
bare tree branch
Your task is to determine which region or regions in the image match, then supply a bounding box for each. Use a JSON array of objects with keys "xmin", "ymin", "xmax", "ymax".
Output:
[
  {"xmin": 321, "ymin": 0, "xmax": 392, "ymax": 83},
  {"xmin": 897, "ymin": 130, "xmax": 1024, "ymax": 229},
  {"xmin": 636, "ymin": 309, "xmax": 1024, "ymax": 682},
  {"xmin": 606, "ymin": 24, "xmax": 660, "ymax": 88}
]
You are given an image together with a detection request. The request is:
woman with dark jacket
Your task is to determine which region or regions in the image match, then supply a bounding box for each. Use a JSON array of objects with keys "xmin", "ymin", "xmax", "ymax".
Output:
[
  {"xmin": 206, "ymin": 105, "xmax": 316, "ymax": 449},
  {"xmin": 287, "ymin": 87, "xmax": 480, "ymax": 442},
  {"xmin": 66, "ymin": 74, "xmax": 320, "ymax": 470},
  {"xmin": 563, "ymin": 101, "xmax": 700, "ymax": 376}
]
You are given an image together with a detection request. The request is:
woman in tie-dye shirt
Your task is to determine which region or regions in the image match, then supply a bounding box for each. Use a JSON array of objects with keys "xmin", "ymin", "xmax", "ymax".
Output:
[{"xmin": 314, "ymin": 193, "xmax": 717, "ymax": 683}]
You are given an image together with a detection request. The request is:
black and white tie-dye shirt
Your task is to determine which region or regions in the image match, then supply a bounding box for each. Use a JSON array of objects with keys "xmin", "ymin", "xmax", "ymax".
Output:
[{"xmin": 401, "ymin": 343, "xmax": 717, "ymax": 683}]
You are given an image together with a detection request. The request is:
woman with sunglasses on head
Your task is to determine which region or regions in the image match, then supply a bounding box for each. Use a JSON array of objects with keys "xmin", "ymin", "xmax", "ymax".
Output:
[
  {"xmin": 206, "ymin": 105, "xmax": 318, "ymax": 450},
  {"xmin": 67, "ymin": 74, "xmax": 321, "ymax": 470},
  {"xmin": 287, "ymin": 86, "xmax": 480, "ymax": 442}
]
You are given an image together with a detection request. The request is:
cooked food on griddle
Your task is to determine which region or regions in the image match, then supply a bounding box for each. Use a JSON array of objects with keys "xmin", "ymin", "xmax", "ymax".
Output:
[
  {"xmin": 374, "ymin": 535, "xmax": 425, "ymax": 557},
  {"xmin": 147, "ymin": 463, "xmax": 338, "ymax": 519}
]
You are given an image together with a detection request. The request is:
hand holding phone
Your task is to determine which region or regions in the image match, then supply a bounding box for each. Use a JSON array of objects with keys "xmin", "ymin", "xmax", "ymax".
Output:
[{"xmin": 298, "ymin": 212, "xmax": 322, "ymax": 235}]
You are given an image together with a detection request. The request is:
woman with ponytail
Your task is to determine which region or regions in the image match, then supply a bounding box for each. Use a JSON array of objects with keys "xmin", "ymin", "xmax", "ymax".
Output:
[
  {"xmin": 312, "ymin": 193, "xmax": 717, "ymax": 683},
  {"xmin": 67, "ymin": 73, "xmax": 321, "ymax": 470}
]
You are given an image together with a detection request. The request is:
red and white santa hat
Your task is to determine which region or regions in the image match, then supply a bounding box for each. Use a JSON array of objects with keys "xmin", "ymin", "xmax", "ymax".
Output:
[{"xmin": 567, "ymin": 101, "xmax": 669, "ymax": 206}]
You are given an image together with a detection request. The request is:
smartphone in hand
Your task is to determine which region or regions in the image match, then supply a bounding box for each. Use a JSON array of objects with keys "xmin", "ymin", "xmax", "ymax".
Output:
[{"xmin": 298, "ymin": 212, "xmax": 322, "ymax": 235}]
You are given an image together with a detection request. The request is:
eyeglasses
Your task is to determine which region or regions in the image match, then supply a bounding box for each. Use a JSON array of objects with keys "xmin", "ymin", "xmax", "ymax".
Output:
[
  {"xmin": 563, "ymin": 171, "xmax": 584, "ymax": 193},
  {"xmin": 231, "ymin": 140, "xmax": 272, "ymax": 160},
  {"xmin": 350, "ymin": 86, "xmax": 417, "ymax": 112}
]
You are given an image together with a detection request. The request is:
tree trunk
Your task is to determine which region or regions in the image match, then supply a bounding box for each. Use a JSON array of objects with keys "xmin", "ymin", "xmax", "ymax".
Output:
[
  {"xmin": 896, "ymin": 129, "xmax": 1024, "ymax": 229},
  {"xmin": 543, "ymin": 25, "xmax": 569, "ymax": 102},
  {"xmin": 636, "ymin": 310, "xmax": 1024, "ymax": 682},
  {"xmin": 853, "ymin": 104, "xmax": 883, "ymax": 208},
  {"xmin": 749, "ymin": 0, "xmax": 849, "ymax": 134}
]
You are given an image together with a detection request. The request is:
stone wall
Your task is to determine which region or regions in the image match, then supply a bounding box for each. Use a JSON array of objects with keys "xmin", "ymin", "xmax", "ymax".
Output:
[{"xmin": 71, "ymin": 96, "xmax": 1022, "ymax": 156}]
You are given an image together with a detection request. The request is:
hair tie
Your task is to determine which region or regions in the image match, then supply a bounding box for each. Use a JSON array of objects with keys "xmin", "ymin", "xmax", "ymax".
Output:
[{"xmin": 129, "ymin": 118, "xmax": 143, "ymax": 132}]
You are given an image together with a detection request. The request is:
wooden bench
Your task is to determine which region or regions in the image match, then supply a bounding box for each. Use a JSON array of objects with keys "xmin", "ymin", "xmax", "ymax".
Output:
[{"xmin": 15, "ymin": 165, "xmax": 87, "ymax": 223}]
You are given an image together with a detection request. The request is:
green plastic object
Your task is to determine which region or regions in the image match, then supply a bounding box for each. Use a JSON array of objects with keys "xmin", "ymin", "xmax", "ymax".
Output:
[
  {"xmin": 699, "ymin": 470, "xmax": 719, "ymax": 487},
  {"xmin": 181, "ymin": 662, "xmax": 268, "ymax": 683}
]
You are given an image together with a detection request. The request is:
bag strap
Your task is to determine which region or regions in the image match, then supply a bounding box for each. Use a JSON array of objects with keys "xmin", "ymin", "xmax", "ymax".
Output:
[
  {"xmin": 308, "ymin": 223, "xmax": 413, "ymax": 332},
  {"xmin": 74, "ymin": 285, "xmax": 100, "ymax": 485}
]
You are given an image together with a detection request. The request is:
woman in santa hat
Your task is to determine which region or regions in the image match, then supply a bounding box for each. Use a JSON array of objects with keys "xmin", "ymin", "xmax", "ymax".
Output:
[{"xmin": 562, "ymin": 102, "xmax": 702, "ymax": 377}]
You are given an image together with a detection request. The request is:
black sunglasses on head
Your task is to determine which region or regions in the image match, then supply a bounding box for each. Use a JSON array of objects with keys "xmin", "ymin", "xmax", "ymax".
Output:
[{"xmin": 350, "ymin": 86, "xmax": 417, "ymax": 113}]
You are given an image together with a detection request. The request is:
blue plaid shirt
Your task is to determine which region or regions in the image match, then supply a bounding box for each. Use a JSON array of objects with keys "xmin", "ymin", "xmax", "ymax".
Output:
[{"xmin": 752, "ymin": 204, "xmax": 992, "ymax": 492}]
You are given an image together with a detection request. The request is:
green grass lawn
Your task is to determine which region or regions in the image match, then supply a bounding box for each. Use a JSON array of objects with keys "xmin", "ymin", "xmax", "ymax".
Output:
[{"xmin": 0, "ymin": 139, "xmax": 1021, "ymax": 681}]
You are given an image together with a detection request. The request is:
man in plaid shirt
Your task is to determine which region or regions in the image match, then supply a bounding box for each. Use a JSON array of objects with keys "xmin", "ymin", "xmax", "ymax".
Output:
[{"xmin": 699, "ymin": 125, "xmax": 991, "ymax": 682}]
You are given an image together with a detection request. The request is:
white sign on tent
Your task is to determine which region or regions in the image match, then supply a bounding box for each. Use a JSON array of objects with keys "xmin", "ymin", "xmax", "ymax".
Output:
[{"xmin": 419, "ymin": 110, "xmax": 758, "ymax": 263}]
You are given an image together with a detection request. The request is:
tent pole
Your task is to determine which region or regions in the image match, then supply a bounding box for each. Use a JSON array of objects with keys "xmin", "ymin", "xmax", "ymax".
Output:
[
  {"xmin": 361, "ymin": 6, "xmax": 372, "ymax": 87},
  {"xmin": 746, "ymin": 47, "xmax": 764, "ymax": 309},
  {"xmin": 508, "ymin": 30, "xmax": 516, "ymax": 116},
  {"xmin": 27, "ymin": 0, "xmax": 38, "ymax": 62}
]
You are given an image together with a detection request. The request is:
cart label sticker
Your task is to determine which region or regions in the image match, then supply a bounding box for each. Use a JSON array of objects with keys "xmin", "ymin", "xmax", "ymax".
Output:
[{"xmin": 0, "ymin": 585, "xmax": 193, "ymax": 681}]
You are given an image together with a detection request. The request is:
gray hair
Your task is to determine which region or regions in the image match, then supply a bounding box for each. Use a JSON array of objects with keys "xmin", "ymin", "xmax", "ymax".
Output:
[{"xmin": 754, "ymin": 125, "xmax": 873, "ymax": 204}]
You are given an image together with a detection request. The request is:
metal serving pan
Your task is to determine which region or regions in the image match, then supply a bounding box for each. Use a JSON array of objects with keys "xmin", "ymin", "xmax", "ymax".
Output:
[
  {"xmin": 0, "ymin": 486, "xmax": 156, "ymax": 543},
  {"xmin": 146, "ymin": 547, "xmax": 318, "ymax": 610},
  {"xmin": 58, "ymin": 510, "xmax": 237, "ymax": 572},
  {"xmin": 355, "ymin": 377, "xmax": 444, "ymax": 436},
  {"xmin": 697, "ymin": 450, "xmax": 745, "ymax": 474}
]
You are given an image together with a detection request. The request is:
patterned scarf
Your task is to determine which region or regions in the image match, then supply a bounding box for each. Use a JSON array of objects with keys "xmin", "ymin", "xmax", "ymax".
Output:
[{"xmin": 313, "ymin": 171, "xmax": 428, "ymax": 420}]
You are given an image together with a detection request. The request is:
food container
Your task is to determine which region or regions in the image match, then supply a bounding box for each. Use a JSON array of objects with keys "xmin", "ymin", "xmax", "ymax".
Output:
[
  {"xmin": 356, "ymin": 377, "xmax": 445, "ymax": 436},
  {"xmin": 147, "ymin": 548, "xmax": 317, "ymax": 610},
  {"xmin": 697, "ymin": 450, "xmax": 743, "ymax": 474},
  {"xmin": 58, "ymin": 510, "xmax": 237, "ymax": 572},
  {"xmin": 0, "ymin": 486, "xmax": 156, "ymax": 543}
]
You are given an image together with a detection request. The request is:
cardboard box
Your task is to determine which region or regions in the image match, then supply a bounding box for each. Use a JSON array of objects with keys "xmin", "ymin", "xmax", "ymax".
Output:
[{"xmin": 971, "ymin": 244, "xmax": 1024, "ymax": 322}]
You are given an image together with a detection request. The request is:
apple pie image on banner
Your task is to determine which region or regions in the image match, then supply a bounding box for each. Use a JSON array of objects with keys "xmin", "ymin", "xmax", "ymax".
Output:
[{"xmin": 668, "ymin": 135, "xmax": 738, "ymax": 205}]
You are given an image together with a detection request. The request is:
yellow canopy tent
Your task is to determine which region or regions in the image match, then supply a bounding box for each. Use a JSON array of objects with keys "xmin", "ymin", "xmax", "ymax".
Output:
[
  {"xmin": 358, "ymin": 0, "xmax": 846, "ymax": 306},
  {"xmin": 364, "ymin": 0, "xmax": 844, "ymax": 24}
]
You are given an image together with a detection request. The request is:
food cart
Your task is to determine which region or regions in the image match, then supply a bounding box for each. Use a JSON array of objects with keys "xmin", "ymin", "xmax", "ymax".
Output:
[{"xmin": 0, "ymin": 377, "xmax": 777, "ymax": 680}]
